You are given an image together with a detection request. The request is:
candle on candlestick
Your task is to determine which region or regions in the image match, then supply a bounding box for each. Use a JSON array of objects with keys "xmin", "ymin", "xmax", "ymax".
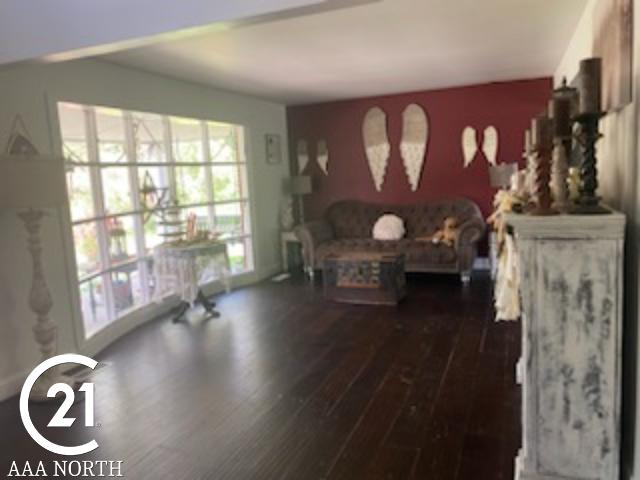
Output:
[
  {"xmin": 531, "ymin": 115, "xmax": 553, "ymax": 150},
  {"xmin": 555, "ymin": 77, "xmax": 579, "ymax": 117},
  {"xmin": 578, "ymin": 58, "xmax": 602, "ymax": 115},
  {"xmin": 554, "ymin": 77, "xmax": 578, "ymax": 161},
  {"xmin": 550, "ymin": 96, "xmax": 572, "ymax": 138}
]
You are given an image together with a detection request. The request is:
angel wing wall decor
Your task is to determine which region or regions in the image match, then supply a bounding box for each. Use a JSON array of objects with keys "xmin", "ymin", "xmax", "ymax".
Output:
[
  {"xmin": 297, "ymin": 139, "xmax": 309, "ymax": 174},
  {"xmin": 462, "ymin": 127, "xmax": 477, "ymax": 168},
  {"xmin": 482, "ymin": 126, "xmax": 499, "ymax": 165},
  {"xmin": 400, "ymin": 104, "xmax": 429, "ymax": 191},
  {"xmin": 317, "ymin": 139, "xmax": 329, "ymax": 175},
  {"xmin": 362, "ymin": 107, "xmax": 390, "ymax": 192}
]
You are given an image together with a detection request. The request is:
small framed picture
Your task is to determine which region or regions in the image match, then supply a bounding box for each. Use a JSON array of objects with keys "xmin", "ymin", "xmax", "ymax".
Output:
[{"xmin": 265, "ymin": 134, "xmax": 282, "ymax": 165}]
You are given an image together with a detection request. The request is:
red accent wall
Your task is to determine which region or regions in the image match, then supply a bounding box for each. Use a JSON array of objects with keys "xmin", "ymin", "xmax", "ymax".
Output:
[{"xmin": 287, "ymin": 78, "xmax": 552, "ymax": 221}]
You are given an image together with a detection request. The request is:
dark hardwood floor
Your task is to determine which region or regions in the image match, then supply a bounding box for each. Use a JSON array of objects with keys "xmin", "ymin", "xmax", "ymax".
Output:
[{"xmin": 0, "ymin": 272, "xmax": 521, "ymax": 479}]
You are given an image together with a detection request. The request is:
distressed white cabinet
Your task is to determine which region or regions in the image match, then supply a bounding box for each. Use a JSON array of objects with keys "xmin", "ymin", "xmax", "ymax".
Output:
[{"xmin": 506, "ymin": 212, "xmax": 625, "ymax": 480}]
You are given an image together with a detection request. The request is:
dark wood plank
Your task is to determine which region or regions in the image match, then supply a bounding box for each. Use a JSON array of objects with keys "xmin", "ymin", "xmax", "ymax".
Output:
[
  {"xmin": 410, "ymin": 312, "xmax": 487, "ymax": 480},
  {"xmin": 0, "ymin": 273, "xmax": 521, "ymax": 480}
]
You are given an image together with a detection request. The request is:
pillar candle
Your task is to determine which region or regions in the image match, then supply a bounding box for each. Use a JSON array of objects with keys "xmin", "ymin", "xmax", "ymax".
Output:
[
  {"xmin": 555, "ymin": 77, "xmax": 579, "ymax": 118},
  {"xmin": 551, "ymin": 96, "xmax": 572, "ymax": 137},
  {"xmin": 531, "ymin": 115, "xmax": 553, "ymax": 149},
  {"xmin": 578, "ymin": 57, "xmax": 602, "ymax": 114}
]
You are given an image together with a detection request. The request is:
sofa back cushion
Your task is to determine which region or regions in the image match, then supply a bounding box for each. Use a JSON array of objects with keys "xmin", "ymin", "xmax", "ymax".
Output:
[{"xmin": 325, "ymin": 198, "xmax": 482, "ymax": 239}]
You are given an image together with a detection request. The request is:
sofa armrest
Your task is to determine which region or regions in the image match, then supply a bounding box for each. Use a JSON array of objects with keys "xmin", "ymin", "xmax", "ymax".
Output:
[
  {"xmin": 454, "ymin": 217, "xmax": 486, "ymax": 273},
  {"xmin": 294, "ymin": 220, "xmax": 334, "ymax": 270},
  {"xmin": 455, "ymin": 217, "xmax": 486, "ymax": 249}
]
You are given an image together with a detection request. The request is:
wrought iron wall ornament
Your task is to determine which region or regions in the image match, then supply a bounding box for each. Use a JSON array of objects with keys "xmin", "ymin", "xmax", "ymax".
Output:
[{"xmin": 5, "ymin": 115, "xmax": 38, "ymax": 155}]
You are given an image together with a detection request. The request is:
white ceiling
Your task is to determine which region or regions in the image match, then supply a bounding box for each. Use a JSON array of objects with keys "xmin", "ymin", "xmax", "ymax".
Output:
[
  {"xmin": 103, "ymin": 0, "xmax": 588, "ymax": 105},
  {"xmin": 0, "ymin": 0, "xmax": 332, "ymax": 65}
]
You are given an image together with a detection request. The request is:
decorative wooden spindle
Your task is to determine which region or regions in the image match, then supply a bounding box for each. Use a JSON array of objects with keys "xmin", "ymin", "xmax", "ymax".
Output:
[
  {"xmin": 551, "ymin": 138, "xmax": 571, "ymax": 212},
  {"xmin": 549, "ymin": 94, "xmax": 572, "ymax": 212},
  {"xmin": 573, "ymin": 112, "xmax": 608, "ymax": 214},
  {"xmin": 18, "ymin": 209, "xmax": 74, "ymax": 401},
  {"xmin": 19, "ymin": 210, "xmax": 56, "ymax": 360},
  {"xmin": 572, "ymin": 58, "xmax": 609, "ymax": 214},
  {"xmin": 523, "ymin": 129, "xmax": 537, "ymax": 204},
  {"xmin": 554, "ymin": 77, "xmax": 579, "ymax": 161},
  {"xmin": 530, "ymin": 116, "xmax": 557, "ymax": 216}
]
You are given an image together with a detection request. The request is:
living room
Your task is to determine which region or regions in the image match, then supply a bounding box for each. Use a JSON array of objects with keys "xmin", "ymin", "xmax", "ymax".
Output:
[{"xmin": 0, "ymin": 0, "xmax": 637, "ymax": 479}]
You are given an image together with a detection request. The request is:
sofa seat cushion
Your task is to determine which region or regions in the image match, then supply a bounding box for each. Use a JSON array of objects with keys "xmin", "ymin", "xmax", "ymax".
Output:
[{"xmin": 315, "ymin": 239, "xmax": 457, "ymax": 266}]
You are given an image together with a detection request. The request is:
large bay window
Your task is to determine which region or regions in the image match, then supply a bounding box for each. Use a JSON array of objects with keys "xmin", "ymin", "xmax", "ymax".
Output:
[{"xmin": 58, "ymin": 102, "xmax": 253, "ymax": 337}]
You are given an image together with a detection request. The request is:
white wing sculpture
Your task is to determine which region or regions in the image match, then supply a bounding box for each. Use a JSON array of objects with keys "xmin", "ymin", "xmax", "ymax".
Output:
[
  {"xmin": 297, "ymin": 139, "xmax": 309, "ymax": 174},
  {"xmin": 400, "ymin": 103, "xmax": 429, "ymax": 191},
  {"xmin": 362, "ymin": 107, "xmax": 390, "ymax": 192},
  {"xmin": 482, "ymin": 126, "xmax": 499, "ymax": 166},
  {"xmin": 462, "ymin": 126, "xmax": 478, "ymax": 168},
  {"xmin": 317, "ymin": 139, "xmax": 329, "ymax": 175}
]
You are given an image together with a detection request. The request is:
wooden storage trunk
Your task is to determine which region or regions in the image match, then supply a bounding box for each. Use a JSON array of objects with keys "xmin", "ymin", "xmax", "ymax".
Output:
[{"xmin": 323, "ymin": 252, "xmax": 406, "ymax": 305}]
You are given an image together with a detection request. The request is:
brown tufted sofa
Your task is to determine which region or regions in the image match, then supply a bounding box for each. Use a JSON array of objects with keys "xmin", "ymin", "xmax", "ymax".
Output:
[{"xmin": 294, "ymin": 198, "xmax": 485, "ymax": 282}]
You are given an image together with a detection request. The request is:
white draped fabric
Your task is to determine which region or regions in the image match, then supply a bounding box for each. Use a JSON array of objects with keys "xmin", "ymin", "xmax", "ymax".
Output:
[
  {"xmin": 153, "ymin": 241, "xmax": 231, "ymax": 305},
  {"xmin": 494, "ymin": 234, "xmax": 520, "ymax": 321}
]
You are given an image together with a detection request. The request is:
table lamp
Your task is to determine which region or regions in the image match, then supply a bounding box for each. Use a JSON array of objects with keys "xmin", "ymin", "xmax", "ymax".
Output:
[{"xmin": 0, "ymin": 154, "xmax": 72, "ymax": 401}]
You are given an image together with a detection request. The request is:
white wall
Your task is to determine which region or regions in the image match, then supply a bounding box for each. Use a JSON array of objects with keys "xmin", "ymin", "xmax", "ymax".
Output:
[
  {"xmin": 0, "ymin": 59, "xmax": 289, "ymax": 399},
  {"xmin": 555, "ymin": 1, "xmax": 640, "ymax": 478}
]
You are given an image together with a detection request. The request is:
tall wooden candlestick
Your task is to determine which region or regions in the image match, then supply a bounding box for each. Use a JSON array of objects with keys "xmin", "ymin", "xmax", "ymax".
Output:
[
  {"xmin": 573, "ymin": 112, "xmax": 609, "ymax": 214},
  {"xmin": 553, "ymin": 78, "xmax": 579, "ymax": 165},
  {"xmin": 573, "ymin": 57, "xmax": 609, "ymax": 214},
  {"xmin": 523, "ymin": 129, "xmax": 536, "ymax": 202},
  {"xmin": 530, "ymin": 116, "xmax": 557, "ymax": 216},
  {"xmin": 551, "ymin": 138, "xmax": 571, "ymax": 212},
  {"xmin": 549, "ymin": 93, "xmax": 572, "ymax": 213}
]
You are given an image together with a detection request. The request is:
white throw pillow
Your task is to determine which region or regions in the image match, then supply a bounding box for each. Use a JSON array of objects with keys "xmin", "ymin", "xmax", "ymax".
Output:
[{"xmin": 372, "ymin": 214, "xmax": 405, "ymax": 241}]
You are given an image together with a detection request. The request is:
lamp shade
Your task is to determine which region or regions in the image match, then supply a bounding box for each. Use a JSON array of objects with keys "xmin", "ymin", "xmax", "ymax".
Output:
[
  {"xmin": 489, "ymin": 163, "xmax": 518, "ymax": 189},
  {"xmin": 0, "ymin": 155, "xmax": 67, "ymax": 208},
  {"xmin": 290, "ymin": 175, "xmax": 312, "ymax": 195}
]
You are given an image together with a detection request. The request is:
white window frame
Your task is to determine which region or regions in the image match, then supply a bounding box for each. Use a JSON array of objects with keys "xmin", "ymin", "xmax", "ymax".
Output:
[{"xmin": 59, "ymin": 103, "xmax": 254, "ymax": 337}]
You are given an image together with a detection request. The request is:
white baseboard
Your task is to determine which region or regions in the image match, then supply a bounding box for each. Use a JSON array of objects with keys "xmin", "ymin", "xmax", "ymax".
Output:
[{"xmin": 0, "ymin": 263, "xmax": 282, "ymax": 402}]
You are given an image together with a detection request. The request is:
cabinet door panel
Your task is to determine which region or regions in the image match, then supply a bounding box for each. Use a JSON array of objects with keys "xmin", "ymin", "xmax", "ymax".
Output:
[{"xmin": 534, "ymin": 239, "xmax": 619, "ymax": 478}]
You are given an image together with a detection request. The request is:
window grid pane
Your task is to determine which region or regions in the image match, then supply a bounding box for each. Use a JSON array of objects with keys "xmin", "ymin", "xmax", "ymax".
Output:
[
  {"xmin": 95, "ymin": 107, "xmax": 127, "ymax": 163},
  {"xmin": 101, "ymin": 166, "xmax": 133, "ymax": 214},
  {"xmin": 132, "ymin": 112, "xmax": 166, "ymax": 163},
  {"xmin": 66, "ymin": 166, "xmax": 94, "ymax": 221},
  {"xmin": 59, "ymin": 102, "xmax": 254, "ymax": 339}
]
